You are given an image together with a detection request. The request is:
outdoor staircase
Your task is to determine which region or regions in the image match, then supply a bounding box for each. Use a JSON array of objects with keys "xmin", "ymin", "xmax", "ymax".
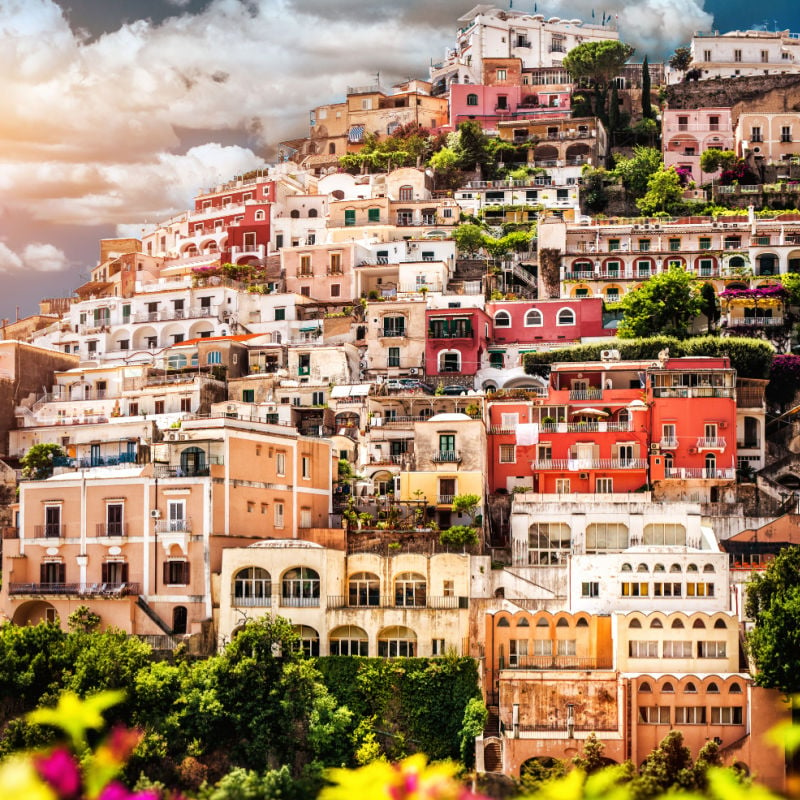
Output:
[
  {"xmin": 505, "ymin": 262, "xmax": 537, "ymax": 288},
  {"xmin": 136, "ymin": 596, "xmax": 173, "ymax": 636},
  {"xmin": 483, "ymin": 738, "xmax": 503, "ymax": 773}
]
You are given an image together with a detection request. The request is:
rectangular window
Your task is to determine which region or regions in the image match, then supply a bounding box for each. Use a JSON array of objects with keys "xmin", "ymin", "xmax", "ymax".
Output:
[
  {"xmin": 302, "ymin": 456, "xmax": 311, "ymax": 479},
  {"xmin": 596, "ymin": 478, "xmax": 613, "ymax": 493},
  {"xmin": 734, "ymin": 49, "xmax": 742, "ymax": 62},
  {"xmin": 639, "ymin": 706, "xmax": 670, "ymax": 724},
  {"xmin": 761, "ymin": 49, "xmax": 769, "ymax": 63},
  {"xmin": 388, "ymin": 347, "xmax": 400, "ymax": 367},
  {"xmin": 344, "ymin": 209, "xmax": 356, "ymax": 226},
  {"xmin": 622, "ymin": 582, "xmax": 649, "ymax": 597},
  {"xmin": 557, "ymin": 639, "xmax": 576, "ymax": 656},
  {"xmin": 509, "ymin": 638, "xmax": 528, "ymax": 666},
  {"xmin": 274, "ymin": 502, "xmax": 285, "ymax": 528},
  {"xmin": 439, "ymin": 434, "xmax": 456, "ymax": 452},
  {"xmin": 698, "ymin": 640, "xmax": 726, "ymax": 658},
  {"xmin": 653, "ymin": 582, "xmax": 682, "ymax": 597},
  {"xmin": 163, "ymin": 560, "xmax": 190, "ymax": 585},
  {"xmin": 676, "ymin": 706, "xmax": 707, "ymax": 724},
  {"xmin": 496, "ymin": 68, "xmax": 507, "ymax": 80},
  {"xmin": 329, "ymin": 252, "xmax": 342, "ymax": 273},
  {"xmin": 581, "ymin": 581, "xmax": 599, "ymax": 597},
  {"xmin": 499, "ymin": 444, "xmax": 516, "ymax": 463},
  {"xmin": 751, "ymin": 126, "xmax": 762, "ymax": 143},
  {"xmin": 782, "ymin": 126, "xmax": 792, "ymax": 143},
  {"xmin": 608, "ymin": 239, "xmax": 620, "ymax": 251},
  {"xmin": 154, "ymin": 400, "xmax": 165, "ymax": 415},
  {"xmin": 555, "ymin": 478, "xmax": 570, "ymax": 494},
  {"xmin": 44, "ymin": 505, "xmax": 62, "ymax": 538},
  {"xmin": 432, "ymin": 638, "xmax": 447, "ymax": 655},
  {"xmin": 533, "ymin": 639, "xmax": 551, "ymax": 656},
  {"xmin": 276, "ymin": 452, "xmax": 286, "ymax": 475},
  {"xmin": 711, "ymin": 706, "xmax": 743, "ymax": 724},
  {"xmin": 638, "ymin": 239, "xmax": 651, "ymax": 251},
  {"xmin": 106, "ymin": 503, "xmax": 124, "ymax": 537},
  {"xmin": 699, "ymin": 237, "xmax": 712, "ymax": 249},
  {"xmin": 368, "ymin": 208, "xmax": 380, "ymax": 223},
  {"xmin": 669, "ymin": 238, "xmax": 681, "ymax": 251},
  {"xmin": 663, "ymin": 640, "xmax": 693, "ymax": 658}
]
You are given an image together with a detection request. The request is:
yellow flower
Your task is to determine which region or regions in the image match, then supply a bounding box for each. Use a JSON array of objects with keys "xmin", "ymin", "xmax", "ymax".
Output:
[{"xmin": 0, "ymin": 756, "xmax": 57, "ymax": 800}]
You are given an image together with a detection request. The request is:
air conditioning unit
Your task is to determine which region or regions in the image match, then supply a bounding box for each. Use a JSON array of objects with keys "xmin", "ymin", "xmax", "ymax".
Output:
[
  {"xmin": 632, "ymin": 224, "xmax": 641, "ymax": 230},
  {"xmin": 689, "ymin": 447, "xmax": 698, "ymax": 454},
  {"xmin": 579, "ymin": 472, "xmax": 589, "ymax": 479},
  {"xmin": 359, "ymin": 360, "xmax": 368, "ymax": 369},
  {"xmin": 722, "ymin": 223, "xmax": 729, "ymax": 229},
  {"xmin": 650, "ymin": 443, "xmax": 661, "ymax": 453},
  {"xmin": 653, "ymin": 223, "xmax": 661, "ymax": 230},
  {"xmin": 150, "ymin": 509, "xmax": 162, "ymax": 519},
  {"xmin": 600, "ymin": 349, "xmax": 620, "ymax": 361},
  {"xmin": 719, "ymin": 421, "xmax": 728, "ymax": 429},
  {"xmin": 408, "ymin": 368, "xmax": 418, "ymax": 375}
]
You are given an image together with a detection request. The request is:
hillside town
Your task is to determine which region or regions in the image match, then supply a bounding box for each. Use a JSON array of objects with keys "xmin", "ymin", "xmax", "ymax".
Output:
[{"xmin": 3, "ymin": 4, "xmax": 800, "ymax": 794}]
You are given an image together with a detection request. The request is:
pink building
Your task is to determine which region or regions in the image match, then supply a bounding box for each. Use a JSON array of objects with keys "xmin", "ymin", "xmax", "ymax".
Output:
[
  {"xmin": 425, "ymin": 307, "xmax": 491, "ymax": 386},
  {"xmin": 282, "ymin": 242, "xmax": 356, "ymax": 302},
  {"xmin": 662, "ymin": 108, "xmax": 734, "ymax": 184},
  {"xmin": 450, "ymin": 83, "xmax": 571, "ymax": 131}
]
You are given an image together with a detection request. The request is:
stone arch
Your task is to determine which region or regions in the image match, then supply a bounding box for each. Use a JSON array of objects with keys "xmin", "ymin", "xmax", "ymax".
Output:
[{"xmin": 11, "ymin": 600, "xmax": 58, "ymax": 626}]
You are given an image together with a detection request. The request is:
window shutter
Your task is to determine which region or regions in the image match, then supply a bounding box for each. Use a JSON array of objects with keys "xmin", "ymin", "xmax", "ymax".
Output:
[
  {"xmin": 102, "ymin": 563, "xmax": 109, "ymax": 583},
  {"xmin": 121, "ymin": 563, "xmax": 129, "ymax": 583},
  {"xmin": 163, "ymin": 562, "xmax": 170, "ymax": 585},
  {"xmin": 57, "ymin": 564, "xmax": 66, "ymax": 584},
  {"xmin": 181, "ymin": 562, "xmax": 190, "ymax": 584},
  {"xmin": 40, "ymin": 563, "xmax": 47, "ymax": 583}
]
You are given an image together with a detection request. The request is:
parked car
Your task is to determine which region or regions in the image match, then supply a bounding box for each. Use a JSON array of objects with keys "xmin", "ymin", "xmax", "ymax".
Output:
[{"xmin": 441, "ymin": 384, "xmax": 469, "ymax": 395}]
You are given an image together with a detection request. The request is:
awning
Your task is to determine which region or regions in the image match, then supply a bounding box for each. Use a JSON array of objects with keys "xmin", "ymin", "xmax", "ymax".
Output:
[
  {"xmin": 348, "ymin": 125, "xmax": 365, "ymax": 143},
  {"xmin": 571, "ymin": 407, "xmax": 608, "ymax": 417},
  {"xmin": 299, "ymin": 325, "xmax": 321, "ymax": 332},
  {"xmin": 330, "ymin": 384, "xmax": 371, "ymax": 398},
  {"xmin": 488, "ymin": 347, "xmax": 507, "ymax": 353}
]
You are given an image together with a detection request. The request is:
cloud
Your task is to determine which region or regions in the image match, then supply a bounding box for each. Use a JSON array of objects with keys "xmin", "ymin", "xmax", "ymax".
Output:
[{"xmin": 0, "ymin": 241, "xmax": 68, "ymax": 272}]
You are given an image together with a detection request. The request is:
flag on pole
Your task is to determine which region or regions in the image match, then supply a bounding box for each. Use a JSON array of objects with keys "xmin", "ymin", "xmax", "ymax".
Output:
[{"xmin": 591, "ymin": 8, "xmax": 595, "ymax": 18}]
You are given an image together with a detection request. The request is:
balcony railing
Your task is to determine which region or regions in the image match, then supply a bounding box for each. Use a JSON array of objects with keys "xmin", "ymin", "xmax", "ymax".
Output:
[
  {"xmin": 568, "ymin": 389, "xmax": 603, "ymax": 400},
  {"xmin": 727, "ymin": 316, "xmax": 785, "ymax": 327},
  {"xmin": 651, "ymin": 387, "xmax": 734, "ymax": 399},
  {"xmin": 153, "ymin": 464, "xmax": 218, "ymax": 478},
  {"xmin": 664, "ymin": 467, "xmax": 736, "ymax": 480},
  {"xmin": 431, "ymin": 450, "xmax": 461, "ymax": 463},
  {"xmin": 530, "ymin": 458, "xmax": 647, "ymax": 470},
  {"xmin": 95, "ymin": 523, "xmax": 128, "ymax": 537},
  {"xmin": 9, "ymin": 582, "xmax": 141, "ymax": 596},
  {"xmin": 501, "ymin": 655, "xmax": 612, "ymax": 670},
  {"xmin": 696, "ymin": 437, "xmax": 726, "ymax": 450},
  {"xmin": 538, "ymin": 422, "xmax": 632, "ymax": 433},
  {"xmin": 326, "ymin": 595, "xmax": 461, "ymax": 609},
  {"xmin": 280, "ymin": 596, "xmax": 321, "ymax": 607},
  {"xmin": 231, "ymin": 595, "xmax": 273, "ymax": 607},
  {"xmin": 34, "ymin": 524, "xmax": 63, "ymax": 538},
  {"xmin": 437, "ymin": 494, "xmax": 456, "ymax": 505},
  {"xmin": 659, "ymin": 438, "xmax": 679, "ymax": 449},
  {"xmin": 155, "ymin": 519, "xmax": 193, "ymax": 534}
]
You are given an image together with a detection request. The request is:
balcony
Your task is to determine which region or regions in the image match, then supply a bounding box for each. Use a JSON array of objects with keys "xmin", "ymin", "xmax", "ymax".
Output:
[
  {"xmin": 326, "ymin": 595, "xmax": 460, "ymax": 609},
  {"xmin": 530, "ymin": 458, "xmax": 647, "ymax": 470},
  {"xmin": 437, "ymin": 494, "xmax": 456, "ymax": 505},
  {"xmin": 34, "ymin": 524, "xmax": 63, "ymax": 538},
  {"xmin": 660, "ymin": 438, "xmax": 679, "ymax": 449},
  {"xmin": 431, "ymin": 450, "xmax": 462, "ymax": 463},
  {"xmin": 280, "ymin": 596, "xmax": 320, "ymax": 607},
  {"xmin": 95, "ymin": 523, "xmax": 128, "ymax": 537},
  {"xmin": 231, "ymin": 594, "xmax": 273, "ymax": 607},
  {"xmin": 696, "ymin": 437, "xmax": 726, "ymax": 450},
  {"xmin": 153, "ymin": 465, "xmax": 213, "ymax": 478},
  {"xmin": 501, "ymin": 655, "xmax": 613, "ymax": 670},
  {"xmin": 155, "ymin": 518, "xmax": 193, "ymax": 534},
  {"xmin": 538, "ymin": 422, "xmax": 632, "ymax": 433},
  {"xmin": 727, "ymin": 316, "xmax": 785, "ymax": 328},
  {"xmin": 568, "ymin": 388, "xmax": 603, "ymax": 401},
  {"xmin": 9, "ymin": 582, "xmax": 140, "ymax": 596},
  {"xmin": 664, "ymin": 467, "xmax": 736, "ymax": 480}
]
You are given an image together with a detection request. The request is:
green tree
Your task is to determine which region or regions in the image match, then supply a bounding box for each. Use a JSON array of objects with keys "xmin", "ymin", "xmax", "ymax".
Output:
[
  {"xmin": 641, "ymin": 56, "xmax": 652, "ymax": 119},
  {"xmin": 458, "ymin": 697, "xmax": 487, "ymax": 767},
  {"xmin": 613, "ymin": 146, "xmax": 663, "ymax": 199},
  {"xmin": 454, "ymin": 121, "xmax": 492, "ymax": 176},
  {"xmin": 617, "ymin": 266, "xmax": 701, "ymax": 338},
  {"xmin": 428, "ymin": 146, "xmax": 462, "ymax": 190},
  {"xmin": 669, "ymin": 45, "xmax": 692, "ymax": 73},
  {"xmin": 608, "ymin": 83, "xmax": 620, "ymax": 133},
  {"xmin": 699, "ymin": 149, "xmax": 738, "ymax": 175},
  {"xmin": 699, "ymin": 283, "xmax": 720, "ymax": 333},
  {"xmin": 452, "ymin": 224, "xmax": 486, "ymax": 257},
  {"xmin": 21, "ymin": 443, "xmax": 65, "ymax": 480},
  {"xmin": 452, "ymin": 494, "xmax": 481, "ymax": 525},
  {"xmin": 746, "ymin": 546, "xmax": 800, "ymax": 693},
  {"xmin": 636, "ymin": 166, "xmax": 684, "ymax": 215},
  {"xmin": 562, "ymin": 40, "xmax": 635, "ymax": 120},
  {"xmin": 439, "ymin": 525, "xmax": 479, "ymax": 549}
]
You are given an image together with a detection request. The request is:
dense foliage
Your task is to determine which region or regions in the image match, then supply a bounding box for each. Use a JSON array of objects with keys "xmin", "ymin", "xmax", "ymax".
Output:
[
  {"xmin": 746, "ymin": 546, "xmax": 800, "ymax": 694},
  {"xmin": 0, "ymin": 616, "xmax": 482, "ymax": 797},
  {"xmin": 524, "ymin": 336, "xmax": 775, "ymax": 380},
  {"xmin": 765, "ymin": 354, "xmax": 800, "ymax": 409}
]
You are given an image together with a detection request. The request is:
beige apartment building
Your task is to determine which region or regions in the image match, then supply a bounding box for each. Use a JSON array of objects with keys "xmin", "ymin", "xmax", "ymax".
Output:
[{"xmin": 2, "ymin": 417, "xmax": 335, "ymax": 650}]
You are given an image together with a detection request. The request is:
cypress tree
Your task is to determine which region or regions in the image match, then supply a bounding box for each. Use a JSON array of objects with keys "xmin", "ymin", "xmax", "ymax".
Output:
[{"xmin": 642, "ymin": 55, "xmax": 652, "ymax": 119}]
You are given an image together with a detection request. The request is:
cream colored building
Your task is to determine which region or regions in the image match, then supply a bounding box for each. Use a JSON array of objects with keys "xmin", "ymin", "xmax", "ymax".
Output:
[{"xmin": 218, "ymin": 540, "xmax": 473, "ymax": 656}]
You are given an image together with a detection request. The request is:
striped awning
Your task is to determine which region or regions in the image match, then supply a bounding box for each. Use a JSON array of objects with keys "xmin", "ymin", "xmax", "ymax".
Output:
[{"xmin": 348, "ymin": 125, "xmax": 365, "ymax": 143}]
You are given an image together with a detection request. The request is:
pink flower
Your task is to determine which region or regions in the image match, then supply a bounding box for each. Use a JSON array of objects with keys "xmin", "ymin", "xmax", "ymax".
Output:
[
  {"xmin": 98, "ymin": 783, "xmax": 160, "ymax": 800},
  {"xmin": 34, "ymin": 748, "xmax": 81, "ymax": 799}
]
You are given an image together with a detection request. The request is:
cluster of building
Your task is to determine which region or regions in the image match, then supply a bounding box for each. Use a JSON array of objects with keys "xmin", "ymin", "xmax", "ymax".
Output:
[{"xmin": 0, "ymin": 3, "xmax": 798, "ymax": 791}]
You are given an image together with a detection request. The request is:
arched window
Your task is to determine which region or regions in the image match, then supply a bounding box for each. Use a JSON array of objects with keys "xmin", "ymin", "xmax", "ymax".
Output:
[
  {"xmin": 705, "ymin": 564, "xmax": 716, "ymax": 574},
  {"xmin": 654, "ymin": 563, "xmax": 665, "ymax": 573},
  {"xmin": 556, "ymin": 618, "xmax": 569, "ymax": 628},
  {"xmin": 329, "ymin": 625, "xmax": 368, "ymax": 656},
  {"xmin": 621, "ymin": 563, "xmax": 633, "ymax": 572},
  {"xmin": 378, "ymin": 625, "xmax": 417, "ymax": 657},
  {"xmin": 233, "ymin": 567, "xmax": 271, "ymax": 603},
  {"xmin": 525, "ymin": 308, "xmax": 543, "ymax": 327},
  {"xmin": 670, "ymin": 563, "xmax": 682, "ymax": 573},
  {"xmin": 180, "ymin": 446, "xmax": 206, "ymax": 476},
  {"xmin": 394, "ymin": 572, "xmax": 426, "ymax": 607},
  {"xmin": 172, "ymin": 606, "xmax": 187, "ymax": 634},
  {"xmin": 290, "ymin": 209, "xmax": 300, "ymax": 218},
  {"xmin": 349, "ymin": 572, "xmax": 379, "ymax": 607},
  {"xmin": 637, "ymin": 563, "xmax": 650, "ymax": 573},
  {"xmin": 309, "ymin": 208, "xmax": 318, "ymax": 217},
  {"xmin": 576, "ymin": 617, "xmax": 589, "ymax": 628},
  {"xmin": 687, "ymin": 563, "xmax": 699, "ymax": 573},
  {"xmin": 497, "ymin": 617, "xmax": 510, "ymax": 627},
  {"xmin": 399, "ymin": 185, "xmax": 414, "ymax": 201},
  {"xmin": 207, "ymin": 350, "xmax": 222, "ymax": 365},
  {"xmin": 281, "ymin": 567, "xmax": 320, "ymax": 605},
  {"xmin": 714, "ymin": 618, "xmax": 727, "ymax": 629},
  {"xmin": 629, "ymin": 618, "xmax": 642, "ymax": 628},
  {"xmin": 650, "ymin": 618, "xmax": 663, "ymax": 628},
  {"xmin": 662, "ymin": 681, "xmax": 674, "ymax": 692},
  {"xmin": 516, "ymin": 617, "xmax": 530, "ymax": 627},
  {"xmin": 494, "ymin": 310, "xmax": 511, "ymax": 328},
  {"xmin": 707, "ymin": 682, "xmax": 720, "ymax": 693},
  {"xmin": 671, "ymin": 619, "xmax": 685, "ymax": 628},
  {"xmin": 705, "ymin": 452, "xmax": 716, "ymax": 476},
  {"xmin": 639, "ymin": 681, "xmax": 652, "ymax": 692},
  {"xmin": 729, "ymin": 682, "xmax": 742, "ymax": 694},
  {"xmin": 527, "ymin": 522, "xmax": 570, "ymax": 565},
  {"xmin": 692, "ymin": 618, "xmax": 706, "ymax": 628},
  {"xmin": 293, "ymin": 625, "xmax": 319, "ymax": 657},
  {"xmin": 536, "ymin": 616, "xmax": 550, "ymax": 628},
  {"xmin": 685, "ymin": 681, "xmax": 697, "ymax": 693},
  {"xmin": 255, "ymin": 210, "xmax": 266, "ymax": 221},
  {"xmin": 467, "ymin": 93, "xmax": 479, "ymax": 106},
  {"xmin": 557, "ymin": 308, "xmax": 576, "ymax": 326}
]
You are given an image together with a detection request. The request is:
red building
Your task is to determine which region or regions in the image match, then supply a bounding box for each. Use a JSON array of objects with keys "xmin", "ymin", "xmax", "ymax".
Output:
[
  {"xmin": 488, "ymin": 298, "xmax": 612, "ymax": 346},
  {"xmin": 648, "ymin": 357, "xmax": 738, "ymax": 501},
  {"xmin": 425, "ymin": 307, "xmax": 491, "ymax": 387}
]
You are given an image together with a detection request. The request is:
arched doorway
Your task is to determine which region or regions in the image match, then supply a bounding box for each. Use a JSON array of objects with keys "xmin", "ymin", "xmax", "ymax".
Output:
[{"xmin": 172, "ymin": 606, "xmax": 187, "ymax": 634}]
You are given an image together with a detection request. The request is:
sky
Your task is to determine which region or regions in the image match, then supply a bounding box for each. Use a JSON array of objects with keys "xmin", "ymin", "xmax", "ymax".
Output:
[{"xmin": 0, "ymin": 0, "xmax": 798, "ymax": 320}]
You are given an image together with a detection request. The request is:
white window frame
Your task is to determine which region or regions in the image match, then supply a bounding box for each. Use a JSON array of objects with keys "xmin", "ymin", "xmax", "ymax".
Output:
[
  {"xmin": 556, "ymin": 307, "xmax": 576, "ymax": 326},
  {"xmin": 524, "ymin": 308, "xmax": 543, "ymax": 327},
  {"xmin": 274, "ymin": 501, "xmax": 285, "ymax": 529},
  {"xmin": 499, "ymin": 444, "xmax": 516, "ymax": 463}
]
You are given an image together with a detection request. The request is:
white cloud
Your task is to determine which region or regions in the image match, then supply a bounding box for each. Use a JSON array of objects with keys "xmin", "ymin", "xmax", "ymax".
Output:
[{"xmin": 0, "ymin": 240, "xmax": 68, "ymax": 272}]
